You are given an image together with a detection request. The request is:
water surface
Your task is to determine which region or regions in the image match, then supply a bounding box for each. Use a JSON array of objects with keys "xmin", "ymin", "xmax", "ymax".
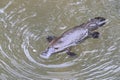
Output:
[{"xmin": 0, "ymin": 0, "xmax": 120, "ymax": 80}]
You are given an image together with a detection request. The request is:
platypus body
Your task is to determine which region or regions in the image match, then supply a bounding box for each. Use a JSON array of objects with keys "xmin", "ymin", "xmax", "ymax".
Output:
[{"xmin": 40, "ymin": 17, "xmax": 106, "ymax": 59}]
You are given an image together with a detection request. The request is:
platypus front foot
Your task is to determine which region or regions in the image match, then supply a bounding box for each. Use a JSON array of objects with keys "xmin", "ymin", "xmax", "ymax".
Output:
[
  {"xmin": 46, "ymin": 36, "xmax": 56, "ymax": 42},
  {"xmin": 91, "ymin": 32, "xmax": 100, "ymax": 38},
  {"xmin": 66, "ymin": 52, "xmax": 76, "ymax": 56}
]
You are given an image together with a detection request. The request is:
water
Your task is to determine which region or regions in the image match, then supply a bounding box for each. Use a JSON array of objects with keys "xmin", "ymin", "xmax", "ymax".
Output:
[{"xmin": 0, "ymin": 0, "xmax": 120, "ymax": 80}]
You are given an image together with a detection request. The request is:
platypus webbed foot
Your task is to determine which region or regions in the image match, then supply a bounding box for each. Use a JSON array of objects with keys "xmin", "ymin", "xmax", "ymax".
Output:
[
  {"xmin": 91, "ymin": 32, "xmax": 100, "ymax": 38},
  {"xmin": 67, "ymin": 52, "xmax": 76, "ymax": 56},
  {"xmin": 46, "ymin": 36, "xmax": 56, "ymax": 42}
]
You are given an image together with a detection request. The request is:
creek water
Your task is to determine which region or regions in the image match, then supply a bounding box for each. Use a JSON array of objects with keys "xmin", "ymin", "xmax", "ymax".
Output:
[{"xmin": 0, "ymin": 0, "xmax": 120, "ymax": 80}]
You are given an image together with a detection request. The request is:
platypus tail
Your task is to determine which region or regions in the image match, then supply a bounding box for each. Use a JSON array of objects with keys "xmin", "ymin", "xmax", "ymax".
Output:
[{"xmin": 40, "ymin": 47, "xmax": 55, "ymax": 59}]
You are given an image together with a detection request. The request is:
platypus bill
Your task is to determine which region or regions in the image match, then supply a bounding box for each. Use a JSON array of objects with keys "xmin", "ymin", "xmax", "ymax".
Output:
[{"xmin": 40, "ymin": 17, "xmax": 107, "ymax": 59}]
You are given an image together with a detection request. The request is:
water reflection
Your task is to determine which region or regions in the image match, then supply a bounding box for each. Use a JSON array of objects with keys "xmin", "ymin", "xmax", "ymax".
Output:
[{"xmin": 0, "ymin": 0, "xmax": 120, "ymax": 80}]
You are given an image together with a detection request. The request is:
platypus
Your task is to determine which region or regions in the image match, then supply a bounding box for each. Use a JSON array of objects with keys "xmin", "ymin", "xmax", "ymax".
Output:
[{"xmin": 40, "ymin": 17, "xmax": 107, "ymax": 59}]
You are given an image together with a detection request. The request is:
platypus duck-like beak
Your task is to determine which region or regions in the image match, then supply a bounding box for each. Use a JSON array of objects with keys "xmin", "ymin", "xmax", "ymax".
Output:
[{"xmin": 98, "ymin": 19, "xmax": 108, "ymax": 27}]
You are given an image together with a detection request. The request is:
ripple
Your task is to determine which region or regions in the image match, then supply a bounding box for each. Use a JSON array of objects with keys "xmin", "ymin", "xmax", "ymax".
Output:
[{"xmin": 0, "ymin": 0, "xmax": 120, "ymax": 80}]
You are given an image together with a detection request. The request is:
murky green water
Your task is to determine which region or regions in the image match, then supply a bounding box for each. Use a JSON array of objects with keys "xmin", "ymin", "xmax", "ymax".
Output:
[{"xmin": 0, "ymin": 0, "xmax": 120, "ymax": 80}]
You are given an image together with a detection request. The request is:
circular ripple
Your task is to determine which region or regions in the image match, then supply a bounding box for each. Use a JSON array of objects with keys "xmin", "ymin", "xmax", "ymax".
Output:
[{"xmin": 0, "ymin": 0, "xmax": 120, "ymax": 80}]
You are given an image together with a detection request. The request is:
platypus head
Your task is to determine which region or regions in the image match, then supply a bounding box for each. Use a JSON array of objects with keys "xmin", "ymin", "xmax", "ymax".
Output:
[{"xmin": 87, "ymin": 17, "xmax": 107, "ymax": 31}]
